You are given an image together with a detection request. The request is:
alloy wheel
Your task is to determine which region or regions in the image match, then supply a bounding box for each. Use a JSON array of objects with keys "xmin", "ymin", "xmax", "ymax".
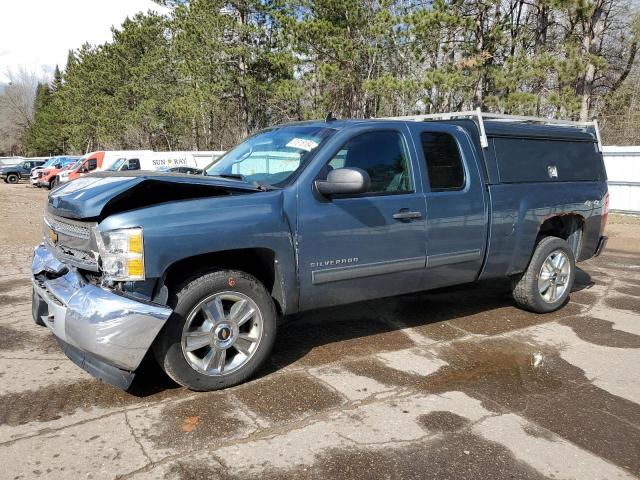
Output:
[
  {"xmin": 181, "ymin": 291, "xmax": 263, "ymax": 376},
  {"xmin": 537, "ymin": 249, "xmax": 571, "ymax": 303}
]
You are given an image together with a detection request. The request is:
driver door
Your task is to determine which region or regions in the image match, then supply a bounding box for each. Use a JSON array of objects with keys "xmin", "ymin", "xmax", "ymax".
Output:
[{"xmin": 296, "ymin": 128, "xmax": 427, "ymax": 310}]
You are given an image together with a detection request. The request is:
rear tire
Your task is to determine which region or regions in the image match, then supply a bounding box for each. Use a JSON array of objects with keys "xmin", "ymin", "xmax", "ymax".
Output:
[
  {"xmin": 511, "ymin": 236, "xmax": 575, "ymax": 313},
  {"xmin": 152, "ymin": 269, "xmax": 277, "ymax": 391},
  {"xmin": 6, "ymin": 174, "xmax": 18, "ymax": 184}
]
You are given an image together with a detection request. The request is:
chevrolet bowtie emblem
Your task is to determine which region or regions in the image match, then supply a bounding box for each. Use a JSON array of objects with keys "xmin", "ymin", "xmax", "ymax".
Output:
[{"xmin": 48, "ymin": 228, "xmax": 58, "ymax": 245}]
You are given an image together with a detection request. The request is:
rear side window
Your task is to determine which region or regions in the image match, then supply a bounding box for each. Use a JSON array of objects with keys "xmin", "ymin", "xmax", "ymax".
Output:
[
  {"xmin": 420, "ymin": 132, "xmax": 465, "ymax": 191},
  {"xmin": 328, "ymin": 130, "xmax": 412, "ymax": 194},
  {"xmin": 87, "ymin": 158, "xmax": 98, "ymax": 170}
]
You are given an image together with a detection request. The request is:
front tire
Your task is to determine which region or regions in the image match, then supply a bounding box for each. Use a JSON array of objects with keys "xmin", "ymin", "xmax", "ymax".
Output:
[
  {"xmin": 511, "ymin": 236, "xmax": 575, "ymax": 313},
  {"xmin": 6, "ymin": 174, "xmax": 19, "ymax": 184},
  {"xmin": 153, "ymin": 270, "xmax": 276, "ymax": 391},
  {"xmin": 50, "ymin": 177, "xmax": 59, "ymax": 189}
]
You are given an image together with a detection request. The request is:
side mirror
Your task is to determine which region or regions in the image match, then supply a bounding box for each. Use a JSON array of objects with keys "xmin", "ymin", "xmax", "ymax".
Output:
[
  {"xmin": 315, "ymin": 167, "xmax": 371, "ymax": 196},
  {"xmin": 54, "ymin": 163, "xmax": 62, "ymax": 169}
]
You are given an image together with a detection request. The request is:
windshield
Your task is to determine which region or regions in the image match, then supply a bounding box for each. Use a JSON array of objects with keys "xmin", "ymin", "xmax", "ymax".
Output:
[
  {"xmin": 41, "ymin": 158, "xmax": 56, "ymax": 168},
  {"xmin": 107, "ymin": 158, "xmax": 126, "ymax": 171},
  {"xmin": 66, "ymin": 160, "xmax": 81, "ymax": 171},
  {"xmin": 205, "ymin": 125, "xmax": 336, "ymax": 187}
]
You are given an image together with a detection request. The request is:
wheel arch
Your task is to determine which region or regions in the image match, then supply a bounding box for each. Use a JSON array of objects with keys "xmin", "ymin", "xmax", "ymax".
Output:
[
  {"xmin": 161, "ymin": 247, "xmax": 287, "ymax": 316},
  {"xmin": 503, "ymin": 212, "xmax": 585, "ymax": 278},
  {"xmin": 536, "ymin": 213, "xmax": 585, "ymax": 259}
]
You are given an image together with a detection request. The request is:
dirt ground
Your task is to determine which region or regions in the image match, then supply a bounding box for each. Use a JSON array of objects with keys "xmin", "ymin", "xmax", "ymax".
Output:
[{"xmin": 1, "ymin": 182, "xmax": 640, "ymax": 480}]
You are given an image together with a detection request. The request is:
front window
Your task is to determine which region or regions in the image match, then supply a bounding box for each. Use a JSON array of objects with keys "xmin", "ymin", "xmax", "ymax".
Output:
[
  {"xmin": 327, "ymin": 130, "xmax": 413, "ymax": 194},
  {"xmin": 107, "ymin": 158, "xmax": 127, "ymax": 171},
  {"xmin": 205, "ymin": 125, "xmax": 336, "ymax": 187},
  {"xmin": 41, "ymin": 158, "xmax": 56, "ymax": 168},
  {"xmin": 65, "ymin": 160, "xmax": 81, "ymax": 171}
]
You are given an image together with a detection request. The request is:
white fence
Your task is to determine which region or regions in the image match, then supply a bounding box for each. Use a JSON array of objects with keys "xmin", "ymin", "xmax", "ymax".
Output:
[{"xmin": 602, "ymin": 146, "xmax": 640, "ymax": 214}]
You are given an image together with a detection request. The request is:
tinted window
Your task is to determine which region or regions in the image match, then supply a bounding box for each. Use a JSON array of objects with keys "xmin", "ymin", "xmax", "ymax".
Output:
[
  {"xmin": 328, "ymin": 131, "xmax": 412, "ymax": 193},
  {"xmin": 420, "ymin": 132, "xmax": 465, "ymax": 191},
  {"xmin": 127, "ymin": 158, "xmax": 141, "ymax": 170},
  {"xmin": 87, "ymin": 158, "xmax": 98, "ymax": 170},
  {"xmin": 493, "ymin": 138, "xmax": 605, "ymax": 183}
]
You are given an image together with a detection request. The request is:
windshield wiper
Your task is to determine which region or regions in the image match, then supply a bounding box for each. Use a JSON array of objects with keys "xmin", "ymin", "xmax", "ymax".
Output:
[
  {"xmin": 209, "ymin": 173, "xmax": 276, "ymax": 192},
  {"xmin": 208, "ymin": 173, "xmax": 276, "ymax": 191},
  {"xmin": 214, "ymin": 173, "xmax": 246, "ymax": 181}
]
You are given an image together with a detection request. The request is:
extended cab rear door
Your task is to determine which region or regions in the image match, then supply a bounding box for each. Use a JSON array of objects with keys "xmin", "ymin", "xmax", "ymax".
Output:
[
  {"xmin": 406, "ymin": 123, "xmax": 488, "ymax": 289},
  {"xmin": 296, "ymin": 125, "xmax": 428, "ymax": 310}
]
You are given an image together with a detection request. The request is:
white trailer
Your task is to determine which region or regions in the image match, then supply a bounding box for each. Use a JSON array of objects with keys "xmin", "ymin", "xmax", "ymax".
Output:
[
  {"xmin": 602, "ymin": 146, "xmax": 640, "ymax": 214},
  {"xmin": 149, "ymin": 151, "xmax": 226, "ymax": 170}
]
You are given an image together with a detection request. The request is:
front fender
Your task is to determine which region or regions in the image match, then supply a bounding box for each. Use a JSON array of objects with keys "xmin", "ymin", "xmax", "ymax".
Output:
[{"xmin": 100, "ymin": 190, "xmax": 299, "ymax": 312}]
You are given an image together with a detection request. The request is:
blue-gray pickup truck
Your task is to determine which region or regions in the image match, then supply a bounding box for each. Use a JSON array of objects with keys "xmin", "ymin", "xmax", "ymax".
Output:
[{"xmin": 31, "ymin": 113, "xmax": 609, "ymax": 391}]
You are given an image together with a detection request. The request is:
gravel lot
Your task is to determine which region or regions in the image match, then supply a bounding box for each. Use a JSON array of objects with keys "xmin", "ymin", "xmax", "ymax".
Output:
[{"xmin": 1, "ymin": 183, "xmax": 639, "ymax": 480}]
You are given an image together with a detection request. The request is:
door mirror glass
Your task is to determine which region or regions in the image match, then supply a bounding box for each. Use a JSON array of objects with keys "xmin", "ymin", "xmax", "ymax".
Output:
[{"xmin": 315, "ymin": 167, "xmax": 371, "ymax": 196}]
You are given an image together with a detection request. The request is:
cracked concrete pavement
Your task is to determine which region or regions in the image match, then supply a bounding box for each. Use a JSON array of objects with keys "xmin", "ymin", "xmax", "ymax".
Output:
[{"xmin": 1, "ymin": 183, "xmax": 640, "ymax": 479}]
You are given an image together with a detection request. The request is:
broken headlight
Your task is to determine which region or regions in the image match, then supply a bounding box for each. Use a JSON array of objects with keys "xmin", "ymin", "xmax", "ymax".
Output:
[{"xmin": 95, "ymin": 227, "xmax": 145, "ymax": 281}]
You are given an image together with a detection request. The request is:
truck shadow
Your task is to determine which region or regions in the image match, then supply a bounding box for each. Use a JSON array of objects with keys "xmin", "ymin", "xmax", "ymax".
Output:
[
  {"xmin": 269, "ymin": 266, "xmax": 594, "ymax": 371},
  {"xmin": 129, "ymin": 267, "xmax": 595, "ymax": 396}
]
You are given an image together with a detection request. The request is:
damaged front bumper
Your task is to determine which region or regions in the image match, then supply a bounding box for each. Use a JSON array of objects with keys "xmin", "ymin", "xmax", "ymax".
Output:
[{"xmin": 31, "ymin": 244, "xmax": 172, "ymax": 389}]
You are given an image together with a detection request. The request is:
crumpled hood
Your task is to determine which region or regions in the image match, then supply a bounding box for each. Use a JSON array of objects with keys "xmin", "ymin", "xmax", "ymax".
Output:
[{"xmin": 48, "ymin": 171, "xmax": 262, "ymax": 220}]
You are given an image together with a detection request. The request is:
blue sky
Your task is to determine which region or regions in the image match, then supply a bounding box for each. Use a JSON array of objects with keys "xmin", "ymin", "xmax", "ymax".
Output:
[{"xmin": 0, "ymin": 0, "xmax": 168, "ymax": 81}]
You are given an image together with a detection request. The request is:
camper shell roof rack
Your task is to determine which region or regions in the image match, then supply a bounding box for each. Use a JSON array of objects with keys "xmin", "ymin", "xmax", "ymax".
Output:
[{"xmin": 384, "ymin": 108, "xmax": 602, "ymax": 151}]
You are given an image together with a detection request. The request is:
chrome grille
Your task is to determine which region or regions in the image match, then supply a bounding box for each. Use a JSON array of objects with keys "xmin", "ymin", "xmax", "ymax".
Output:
[
  {"xmin": 44, "ymin": 213, "xmax": 99, "ymax": 271},
  {"xmin": 45, "ymin": 214, "xmax": 91, "ymax": 240}
]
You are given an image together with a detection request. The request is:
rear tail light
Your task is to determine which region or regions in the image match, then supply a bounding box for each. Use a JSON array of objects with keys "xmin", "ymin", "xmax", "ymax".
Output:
[{"xmin": 601, "ymin": 191, "xmax": 610, "ymax": 232}]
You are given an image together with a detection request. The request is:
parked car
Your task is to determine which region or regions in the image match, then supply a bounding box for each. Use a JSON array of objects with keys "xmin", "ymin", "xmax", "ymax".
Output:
[
  {"xmin": 30, "ymin": 155, "xmax": 82, "ymax": 187},
  {"xmin": 31, "ymin": 112, "xmax": 608, "ymax": 391},
  {"xmin": 57, "ymin": 150, "xmax": 154, "ymax": 184},
  {"xmin": 29, "ymin": 155, "xmax": 80, "ymax": 188},
  {"xmin": 31, "ymin": 156, "xmax": 80, "ymax": 190},
  {"xmin": 0, "ymin": 159, "xmax": 45, "ymax": 183},
  {"xmin": 29, "ymin": 157, "xmax": 63, "ymax": 182}
]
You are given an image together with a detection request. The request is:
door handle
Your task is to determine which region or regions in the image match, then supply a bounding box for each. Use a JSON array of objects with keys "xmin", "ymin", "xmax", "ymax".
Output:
[{"xmin": 393, "ymin": 210, "xmax": 422, "ymax": 220}]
